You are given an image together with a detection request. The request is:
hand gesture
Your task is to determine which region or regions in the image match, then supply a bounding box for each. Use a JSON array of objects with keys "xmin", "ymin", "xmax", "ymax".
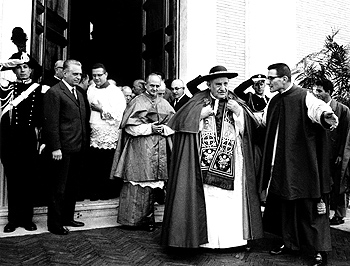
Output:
[
  {"xmin": 200, "ymin": 105, "xmax": 214, "ymax": 119},
  {"xmin": 227, "ymin": 99, "xmax": 242, "ymax": 116},
  {"xmin": 91, "ymin": 100, "xmax": 103, "ymax": 113},
  {"xmin": 324, "ymin": 111, "xmax": 338, "ymax": 130},
  {"xmin": 151, "ymin": 122, "xmax": 163, "ymax": 134}
]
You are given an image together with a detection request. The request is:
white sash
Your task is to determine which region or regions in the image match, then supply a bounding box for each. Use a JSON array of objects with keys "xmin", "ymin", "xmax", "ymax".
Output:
[{"xmin": 1, "ymin": 83, "xmax": 40, "ymax": 118}]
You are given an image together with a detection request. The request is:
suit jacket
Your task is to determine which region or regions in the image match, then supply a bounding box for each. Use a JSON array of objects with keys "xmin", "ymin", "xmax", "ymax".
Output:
[
  {"xmin": 42, "ymin": 75, "xmax": 61, "ymax": 87},
  {"xmin": 328, "ymin": 99, "xmax": 350, "ymax": 161},
  {"xmin": 328, "ymin": 99, "xmax": 350, "ymax": 194},
  {"xmin": 43, "ymin": 80, "xmax": 87, "ymax": 153},
  {"xmin": 170, "ymin": 94, "xmax": 190, "ymax": 112}
]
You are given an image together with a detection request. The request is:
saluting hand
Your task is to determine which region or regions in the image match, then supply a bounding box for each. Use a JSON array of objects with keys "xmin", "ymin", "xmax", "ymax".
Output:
[{"xmin": 151, "ymin": 122, "xmax": 163, "ymax": 134}]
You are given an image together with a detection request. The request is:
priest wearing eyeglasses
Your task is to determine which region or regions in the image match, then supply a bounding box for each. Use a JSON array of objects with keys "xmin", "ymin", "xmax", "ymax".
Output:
[{"xmin": 260, "ymin": 63, "xmax": 338, "ymax": 266}]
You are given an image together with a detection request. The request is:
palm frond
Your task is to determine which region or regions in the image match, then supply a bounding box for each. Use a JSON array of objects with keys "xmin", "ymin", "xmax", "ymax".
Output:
[{"xmin": 295, "ymin": 29, "xmax": 350, "ymax": 106}]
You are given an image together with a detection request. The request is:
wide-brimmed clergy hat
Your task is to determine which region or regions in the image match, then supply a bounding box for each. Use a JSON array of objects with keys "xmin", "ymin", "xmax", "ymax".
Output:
[{"xmin": 200, "ymin": 65, "xmax": 238, "ymax": 82}]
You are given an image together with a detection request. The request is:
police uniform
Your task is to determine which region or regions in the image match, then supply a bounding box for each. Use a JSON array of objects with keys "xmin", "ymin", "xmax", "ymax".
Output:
[{"xmin": 0, "ymin": 54, "xmax": 43, "ymax": 231}]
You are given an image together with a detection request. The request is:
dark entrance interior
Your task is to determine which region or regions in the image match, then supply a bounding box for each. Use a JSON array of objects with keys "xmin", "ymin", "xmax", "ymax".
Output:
[
  {"xmin": 69, "ymin": 0, "xmax": 176, "ymax": 87},
  {"xmin": 70, "ymin": 0, "xmax": 144, "ymax": 86}
]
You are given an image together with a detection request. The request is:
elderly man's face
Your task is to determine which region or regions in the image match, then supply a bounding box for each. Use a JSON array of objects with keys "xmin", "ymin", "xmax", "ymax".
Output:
[
  {"xmin": 55, "ymin": 61, "xmax": 64, "ymax": 79},
  {"xmin": 170, "ymin": 79, "xmax": 185, "ymax": 99},
  {"xmin": 145, "ymin": 75, "xmax": 161, "ymax": 97},
  {"xmin": 122, "ymin": 86, "xmax": 133, "ymax": 104},
  {"xmin": 13, "ymin": 63, "xmax": 32, "ymax": 80},
  {"xmin": 208, "ymin": 77, "xmax": 229, "ymax": 99},
  {"xmin": 157, "ymin": 88, "xmax": 166, "ymax": 98},
  {"xmin": 63, "ymin": 64, "xmax": 82, "ymax": 87}
]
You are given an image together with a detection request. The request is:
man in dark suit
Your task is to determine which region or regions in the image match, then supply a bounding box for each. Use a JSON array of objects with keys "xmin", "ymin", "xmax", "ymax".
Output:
[
  {"xmin": 169, "ymin": 79, "xmax": 190, "ymax": 112},
  {"xmin": 43, "ymin": 59, "xmax": 88, "ymax": 235},
  {"xmin": 313, "ymin": 78, "xmax": 350, "ymax": 226},
  {"xmin": 41, "ymin": 60, "xmax": 64, "ymax": 91}
]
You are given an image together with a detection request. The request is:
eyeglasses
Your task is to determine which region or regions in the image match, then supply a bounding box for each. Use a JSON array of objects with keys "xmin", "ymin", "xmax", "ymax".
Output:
[
  {"xmin": 170, "ymin": 87, "xmax": 184, "ymax": 91},
  {"xmin": 267, "ymin": 76, "xmax": 283, "ymax": 81},
  {"xmin": 92, "ymin": 73, "xmax": 106, "ymax": 78}
]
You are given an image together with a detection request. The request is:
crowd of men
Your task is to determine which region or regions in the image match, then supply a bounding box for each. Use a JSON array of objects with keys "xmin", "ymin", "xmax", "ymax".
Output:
[{"xmin": 1, "ymin": 49, "xmax": 349, "ymax": 266}]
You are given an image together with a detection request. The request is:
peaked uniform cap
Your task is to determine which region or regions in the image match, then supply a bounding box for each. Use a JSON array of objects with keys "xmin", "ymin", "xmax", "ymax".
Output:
[{"xmin": 251, "ymin": 74, "xmax": 266, "ymax": 79}]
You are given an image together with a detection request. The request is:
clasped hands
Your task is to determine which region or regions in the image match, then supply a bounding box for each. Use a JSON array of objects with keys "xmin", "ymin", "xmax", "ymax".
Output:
[{"xmin": 152, "ymin": 122, "xmax": 164, "ymax": 134}]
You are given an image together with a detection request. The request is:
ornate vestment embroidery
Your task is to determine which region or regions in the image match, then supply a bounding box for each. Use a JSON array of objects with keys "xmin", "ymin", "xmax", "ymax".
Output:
[{"xmin": 200, "ymin": 103, "xmax": 236, "ymax": 181}]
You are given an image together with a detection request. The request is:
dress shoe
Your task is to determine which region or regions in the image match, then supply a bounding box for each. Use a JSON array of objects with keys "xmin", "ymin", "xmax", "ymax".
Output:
[
  {"xmin": 3, "ymin": 223, "xmax": 18, "ymax": 233},
  {"xmin": 312, "ymin": 252, "xmax": 327, "ymax": 266},
  {"xmin": 270, "ymin": 244, "xmax": 286, "ymax": 255},
  {"xmin": 49, "ymin": 227, "xmax": 69, "ymax": 235},
  {"xmin": 329, "ymin": 216, "xmax": 344, "ymax": 225},
  {"xmin": 23, "ymin": 222, "xmax": 37, "ymax": 231},
  {"xmin": 63, "ymin": 220, "xmax": 85, "ymax": 227}
]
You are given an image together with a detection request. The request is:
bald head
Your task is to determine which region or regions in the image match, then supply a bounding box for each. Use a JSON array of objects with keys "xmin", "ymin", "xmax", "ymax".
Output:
[
  {"xmin": 122, "ymin": 86, "xmax": 133, "ymax": 104},
  {"xmin": 170, "ymin": 79, "xmax": 185, "ymax": 99},
  {"xmin": 54, "ymin": 60, "xmax": 64, "ymax": 79}
]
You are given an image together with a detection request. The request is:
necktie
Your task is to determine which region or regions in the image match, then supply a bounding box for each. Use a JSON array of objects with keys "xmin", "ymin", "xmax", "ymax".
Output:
[{"xmin": 72, "ymin": 88, "xmax": 77, "ymax": 99}]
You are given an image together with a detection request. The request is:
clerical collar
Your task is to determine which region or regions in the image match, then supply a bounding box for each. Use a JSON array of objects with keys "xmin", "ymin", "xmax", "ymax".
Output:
[
  {"xmin": 96, "ymin": 81, "xmax": 110, "ymax": 89},
  {"xmin": 145, "ymin": 91, "xmax": 157, "ymax": 100},
  {"xmin": 16, "ymin": 78, "xmax": 32, "ymax": 84},
  {"xmin": 281, "ymin": 84, "xmax": 293, "ymax": 94}
]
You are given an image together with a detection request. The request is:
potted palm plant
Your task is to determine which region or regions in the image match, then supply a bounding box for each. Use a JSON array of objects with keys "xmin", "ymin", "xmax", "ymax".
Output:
[{"xmin": 293, "ymin": 29, "xmax": 350, "ymax": 107}]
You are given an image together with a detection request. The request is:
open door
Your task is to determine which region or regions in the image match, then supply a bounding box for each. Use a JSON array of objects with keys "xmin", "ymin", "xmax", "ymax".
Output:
[
  {"xmin": 142, "ymin": 0, "xmax": 177, "ymax": 81},
  {"xmin": 31, "ymin": 0, "xmax": 69, "ymax": 80}
]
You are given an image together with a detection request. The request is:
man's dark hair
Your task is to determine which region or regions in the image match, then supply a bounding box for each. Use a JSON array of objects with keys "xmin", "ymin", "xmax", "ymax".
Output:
[
  {"xmin": 268, "ymin": 63, "xmax": 291, "ymax": 81},
  {"xmin": 315, "ymin": 78, "xmax": 334, "ymax": 95},
  {"xmin": 92, "ymin": 63, "xmax": 107, "ymax": 72}
]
